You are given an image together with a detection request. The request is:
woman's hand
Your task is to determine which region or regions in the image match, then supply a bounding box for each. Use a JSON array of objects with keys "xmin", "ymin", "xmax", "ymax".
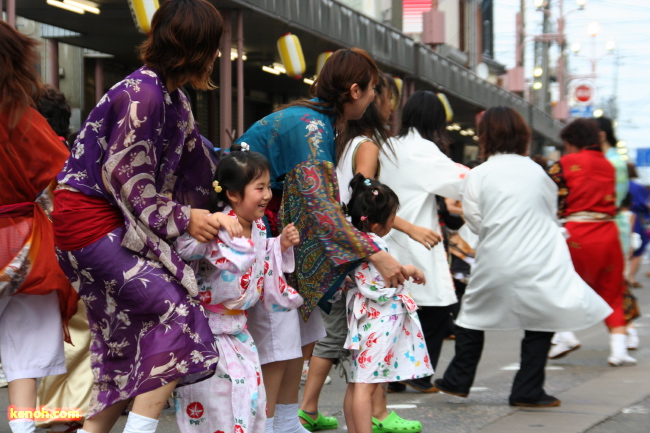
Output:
[
  {"xmin": 404, "ymin": 265, "xmax": 426, "ymax": 285},
  {"xmin": 281, "ymin": 223, "xmax": 300, "ymax": 252},
  {"xmin": 187, "ymin": 209, "xmax": 220, "ymax": 242},
  {"xmin": 408, "ymin": 225, "xmax": 442, "ymax": 250},
  {"xmin": 369, "ymin": 250, "xmax": 409, "ymax": 287},
  {"xmin": 211, "ymin": 212, "xmax": 243, "ymax": 239}
]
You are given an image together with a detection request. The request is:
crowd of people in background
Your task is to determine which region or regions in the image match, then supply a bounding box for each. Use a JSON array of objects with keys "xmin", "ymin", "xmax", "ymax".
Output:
[{"xmin": 1, "ymin": 1, "xmax": 647, "ymax": 433}]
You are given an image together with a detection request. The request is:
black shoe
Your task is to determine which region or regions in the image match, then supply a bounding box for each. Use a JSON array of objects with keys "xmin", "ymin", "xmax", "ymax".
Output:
[
  {"xmin": 387, "ymin": 381, "xmax": 406, "ymax": 393},
  {"xmin": 402, "ymin": 378, "xmax": 439, "ymax": 393},
  {"xmin": 433, "ymin": 378, "xmax": 469, "ymax": 398},
  {"xmin": 509, "ymin": 395, "xmax": 561, "ymax": 408}
]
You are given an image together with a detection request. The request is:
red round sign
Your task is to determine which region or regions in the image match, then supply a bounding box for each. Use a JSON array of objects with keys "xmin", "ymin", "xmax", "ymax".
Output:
[{"xmin": 575, "ymin": 84, "xmax": 593, "ymax": 103}]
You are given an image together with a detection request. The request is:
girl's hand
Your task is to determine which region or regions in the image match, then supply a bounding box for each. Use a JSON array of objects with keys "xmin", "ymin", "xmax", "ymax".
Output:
[
  {"xmin": 211, "ymin": 212, "xmax": 243, "ymax": 239},
  {"xmin": 188, "ymin": 209, "xmax": 220, "ymax": 242},
  {"xmin": 408, "ymin": 225, "xmax": 442, "ymax": 250},
  {"xmin": 404, "ymin": 265, "xmax": 426, "ymax": 285},
  {"xmin": 281, "ymin": 223, "xmax": 300, "ymax": 252},
  {"xmin": 369, "ymin": 250, "xmax": 409, "ymax": 287}
]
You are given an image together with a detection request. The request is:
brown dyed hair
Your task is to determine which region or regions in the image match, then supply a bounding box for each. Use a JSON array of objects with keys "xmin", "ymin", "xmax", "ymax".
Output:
[
  {"xmin": 279, "ymin": 48, "xmax": 379, "ymax": 158},
  {"xmin": 338, "ymin": 72, "xmax": 395, "ymax": 163},
  {"xmin": 560, "ymin": 118, "xmax": 601, "ymax": 150},
  {"xmin": 478, "ymin": 106, "xmax": 531, "ymax": 158},
  {"xmin": 0, "ymin": 20, "xmax": 44, "ymax": 129},
  {"xmin": 138, "ymin": 0, "xmax": 223, "ymax": 91}
]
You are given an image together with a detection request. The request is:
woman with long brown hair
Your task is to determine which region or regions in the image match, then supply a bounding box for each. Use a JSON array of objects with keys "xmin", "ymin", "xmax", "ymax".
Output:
[
  {"xmin": 0, "ymin": 20, "xmax": 78, "ymax": 433},
  {"xmin": 51, "ymin": 1, "xmax": 239, "ymax": 432},
  {"xmin": 235, "ymin": 48, "xmax": 408, "ymax": 433}
]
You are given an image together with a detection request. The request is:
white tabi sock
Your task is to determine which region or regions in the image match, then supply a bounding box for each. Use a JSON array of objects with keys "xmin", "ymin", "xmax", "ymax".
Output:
[
  {"xmin": 122, "ymin": 412, "xmax": 159, "ymax": 433},
  {"xmin": 265, "ymin": 416, "xmax": 275, "ymax": 433},
  {"xmin": 8, "ymin": 419, "xmax": 35, "ymax": 433},
  {"xmin": 273, "ymin": 403, "xmax": 310, "ymax": 433}
]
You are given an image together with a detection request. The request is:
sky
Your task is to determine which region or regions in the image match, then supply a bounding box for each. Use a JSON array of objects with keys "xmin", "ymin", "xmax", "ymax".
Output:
[{"xmin": 492, "ymin": 0, "xmax": 650, "ymax": 162}]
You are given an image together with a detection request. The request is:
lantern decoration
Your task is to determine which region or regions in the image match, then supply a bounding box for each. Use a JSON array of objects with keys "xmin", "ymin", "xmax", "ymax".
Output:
[
  {"xmin": 277, "ymin": 33, "xmax": 306, "ymax": 79},
  {"xmin": 391, "ymin": 77, "xmax": 403, "ymax": 110},
  {"xmin": 436, "ymin": 92, "xmax": 454, "ymax": 123},
  {"xmin": 128, "ymin": 0, "xmax": 159, "ymax": 34},
  {"xmin": 315, "ymin": 51, "xmax": 334, "ymax": 77}
]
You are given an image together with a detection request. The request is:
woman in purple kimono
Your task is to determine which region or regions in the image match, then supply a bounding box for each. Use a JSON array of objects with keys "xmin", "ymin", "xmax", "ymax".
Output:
[{"xmin": 51, "ymin": 1, "xmax": 235, "ymax": 432}]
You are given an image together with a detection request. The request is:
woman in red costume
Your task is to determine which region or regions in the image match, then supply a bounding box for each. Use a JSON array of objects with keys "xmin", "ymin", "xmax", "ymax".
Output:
[
  {"xmin": 549, "ymin": 118, "xmax": 635, "ymax": 366},
  {"xmin": 0, "ymin": 20, "xmax": 78, "ymax": 433}
]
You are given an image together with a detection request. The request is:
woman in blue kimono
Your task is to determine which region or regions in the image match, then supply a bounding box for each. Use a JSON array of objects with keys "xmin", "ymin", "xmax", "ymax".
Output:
[{"xmin": 236, "ymin": 48, "xmax": 409, "ymax": 433}]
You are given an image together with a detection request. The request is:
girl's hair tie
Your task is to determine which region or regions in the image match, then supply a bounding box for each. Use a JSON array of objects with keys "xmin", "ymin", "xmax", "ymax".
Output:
[
  {"xmin": 364, "ymin": 179, "xmax": 371, "ymax": 186},
  {"xmin": 212, "ymin": 180, "xmax": 222, "ymax": 193},
  {"xmin": 360, "ymin": 216, "xmax": 368, "ymax": 221},
  {"xmin": 240, "ymin": 142, "xmax": 250, "ymax": 151},
  {"xmin": 372, "ymin": 189, "xmax": 378, "ymax": 195}
]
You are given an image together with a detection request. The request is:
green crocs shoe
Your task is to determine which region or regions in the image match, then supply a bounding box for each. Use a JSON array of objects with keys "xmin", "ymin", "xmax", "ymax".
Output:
[
  {"xmin": 372, "ymin": 411, "xmax": 422, "ymax": 433},
  {"xmin": 298, "ymin": 409, "xmax": 339, "ymax": 432}
]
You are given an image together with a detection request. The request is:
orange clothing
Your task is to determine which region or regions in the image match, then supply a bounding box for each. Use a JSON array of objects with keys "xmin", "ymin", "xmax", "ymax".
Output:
[{"xmin": 0, "ymin": 107, "xmax": 78, "ymax": 341}]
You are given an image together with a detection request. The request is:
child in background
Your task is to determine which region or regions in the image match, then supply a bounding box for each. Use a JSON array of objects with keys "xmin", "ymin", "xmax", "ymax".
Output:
[
  {"xmin": 174, "ymin": 144, "xmax": 303, "ymax": 433},
  {"xmin": 343, "ymin": 174, "xmax": 432, "ymax": 433}
]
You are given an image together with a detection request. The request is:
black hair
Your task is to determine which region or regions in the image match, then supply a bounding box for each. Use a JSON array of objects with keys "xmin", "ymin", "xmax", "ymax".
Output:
[
  {"xmin": 594, "ymin": 116, "xmax": 618, "ymax": 146},
  {"xmin": 35, "ymin": 86, "xmax": 71, "ymax": 138},
  {"xmin": 209, "ymin": 143, "xmax": 270, "ymax": 213},
  {"xmin": 346, "ymin": 173, "xmax": 399, "ymax": 233},
  {"xmin": 398, "ymin": 90, "xmax": 452, "ymax": 154}
]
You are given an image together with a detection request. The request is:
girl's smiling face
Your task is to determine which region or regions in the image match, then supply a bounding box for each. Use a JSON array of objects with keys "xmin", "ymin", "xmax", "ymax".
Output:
[{"xmin": 227, "ymin": 170, "xmax": 272, "ymax": 227}]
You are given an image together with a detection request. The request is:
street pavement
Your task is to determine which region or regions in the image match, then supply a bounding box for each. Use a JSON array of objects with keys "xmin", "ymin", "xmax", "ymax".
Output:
[{"xmin": 3, "ymin": 275, "xmax": 650, "ymax": 432}]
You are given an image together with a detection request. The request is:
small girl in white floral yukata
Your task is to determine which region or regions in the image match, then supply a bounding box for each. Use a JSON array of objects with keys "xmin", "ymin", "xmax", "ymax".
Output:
[
  {"xmin": 174, "ymin": 144, "xmax": 303, "ymax": 433},
  {"xmin": 343, "ymin": 174, "xmax": 432, "ymax": 433}
]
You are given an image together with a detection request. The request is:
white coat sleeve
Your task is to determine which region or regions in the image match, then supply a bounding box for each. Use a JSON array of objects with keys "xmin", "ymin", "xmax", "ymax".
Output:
[
  {"xmin": 410, "ymin": 144, "xmax": 469, "ymax": 200},
  {"xmin": 461, "ymin": 171, "xmax": 482, "ymax": 234}
]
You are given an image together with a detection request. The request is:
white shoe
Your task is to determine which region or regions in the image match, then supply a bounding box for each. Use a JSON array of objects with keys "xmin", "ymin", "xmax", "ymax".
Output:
[
  {"xmin": 608, "ymin": 354, "xmax": 637, "ymax": 366},
  {"xmin": 627, "ymin": 334, "xmax": 640, "ymax": 350},
  {"xmin": 609, "ymin": 333, "xmax": 637, "ymax": 366},
  {"xmin": 548, "ymin": 340, "xmax": 581, "ymax": 359},
  {"xmin": 324, "ymin": 375, "xmax": 332, "ymax": 385}
]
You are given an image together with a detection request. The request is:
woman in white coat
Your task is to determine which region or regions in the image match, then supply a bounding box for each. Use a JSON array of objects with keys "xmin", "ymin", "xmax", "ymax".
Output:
[
  {"xmin": 433, "ymin": 107, "xmax": 612, "ymax": 407},
  {"xmin": 379, "ymin": 91, "xmax": 469, "ymax": 393}
]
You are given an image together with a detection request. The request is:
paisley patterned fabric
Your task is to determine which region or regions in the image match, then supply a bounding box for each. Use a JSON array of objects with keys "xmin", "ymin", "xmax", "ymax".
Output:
[{"xmin": 236, "ymin": 102, "xmax": 380, "ymax": 319}]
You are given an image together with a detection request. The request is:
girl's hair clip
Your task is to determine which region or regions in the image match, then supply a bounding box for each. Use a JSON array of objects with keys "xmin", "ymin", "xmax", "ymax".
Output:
[
  {"xmin": 372, "ymin": 189, "xmax": 378, "ymax": 195},
  {"xmin": 360, "ymin": 216, "xmax": 368, "ymax": 221},
  {"xmin": 363, "ymin": 179, "xmax": 371, "ymax": 186},
  {"xmin": 212, "ymin": 180, "xmax": 222, "ymax": 193},
  {"xmin": 241, "ymin": 142, "xmax": 250, "ymax": 151}
]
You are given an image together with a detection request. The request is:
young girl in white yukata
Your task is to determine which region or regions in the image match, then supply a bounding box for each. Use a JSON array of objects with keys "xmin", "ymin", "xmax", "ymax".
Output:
[
  {"xmin": 173, "ymin": 144, "xmax": 303, "ymax": 433},
  {"xmin": 342, "ymin": 174, "xmax": 432, "ymax": 433}
]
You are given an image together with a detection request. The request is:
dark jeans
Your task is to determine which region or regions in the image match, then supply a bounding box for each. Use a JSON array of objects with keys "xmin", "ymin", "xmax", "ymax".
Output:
[{"xmin": 441, "ymin": 326, "xmax": 553, "ymax": 402}]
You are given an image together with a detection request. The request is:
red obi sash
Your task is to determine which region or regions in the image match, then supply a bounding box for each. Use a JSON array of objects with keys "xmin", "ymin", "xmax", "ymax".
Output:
[{"xmin": 52, "ymin": 190, "xmax": 124, "ymax": 251}]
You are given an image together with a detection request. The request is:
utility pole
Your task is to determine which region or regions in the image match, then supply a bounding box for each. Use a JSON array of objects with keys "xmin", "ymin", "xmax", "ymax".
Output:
[
  {"xmin": 535, "ymin": 0, "xmax": 552, "ymax": 112},
  {"xmin": 519, "ymin": 0, "xmax": 526, "ymax": 68}
]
